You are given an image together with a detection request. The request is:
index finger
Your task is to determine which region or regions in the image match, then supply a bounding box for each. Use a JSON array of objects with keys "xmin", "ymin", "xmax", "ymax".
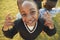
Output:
[
  {"xmin": 6, "ymin": 13, "xmax": 11, "ymax": 18},
  {"xmin": 44, "ymin": 11, "xmax": 51, "ymax": 18}
]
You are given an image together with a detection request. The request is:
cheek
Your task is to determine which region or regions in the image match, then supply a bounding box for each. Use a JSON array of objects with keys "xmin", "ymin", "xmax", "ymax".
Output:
[
  {"xmin": 22, "ymin": 17, "xmax": 28, "ymax": 23},
  {"xmin": 22, "ymin": 17, "xmax": 26, "ymax": 22},
  {"xmin": 34, "ymin": 13, "xmax": 39, "ymax": 20}
]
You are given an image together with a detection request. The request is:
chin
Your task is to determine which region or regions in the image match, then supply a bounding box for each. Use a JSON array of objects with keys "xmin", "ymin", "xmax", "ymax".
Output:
[{"xmin": 27, "ymin": 22, "xmax": 36, "ymax": 26}]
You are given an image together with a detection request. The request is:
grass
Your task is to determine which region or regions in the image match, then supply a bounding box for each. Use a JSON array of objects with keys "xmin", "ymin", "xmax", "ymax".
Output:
[{"xmin": 0, "ymin": 0, "xmax": 60, "ymax": 40}]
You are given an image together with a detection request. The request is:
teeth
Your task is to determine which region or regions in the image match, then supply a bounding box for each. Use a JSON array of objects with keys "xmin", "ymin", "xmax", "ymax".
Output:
[
  {"xmin": 28, "ymin": 19, "xmax": 35, "ymax": 24},
  {"xmin": 28, "ymin": 21, "xmax": 32, "ymax": 24}
]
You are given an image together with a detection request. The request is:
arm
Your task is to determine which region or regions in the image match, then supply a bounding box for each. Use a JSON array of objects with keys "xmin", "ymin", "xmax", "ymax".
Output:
[
  {"xmin": 2, "ymin": 21, "xmax": 18, "ymax": 39},
  {"xmin": 43, "ymin": 11, "xmax": 56, "ymax": 36},
  {"xmin": 43, "ymin": 25, "xmax": 56, "ymax": 36},
  {"xmin": 2, "ymin": 13, "xmax": 18, "ymax": 39}
]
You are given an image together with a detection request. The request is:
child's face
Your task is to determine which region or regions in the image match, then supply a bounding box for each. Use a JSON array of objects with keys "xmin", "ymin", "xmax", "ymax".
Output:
[
  {"xmin": 44, "ymin": 0, "xmax": 57, "ymax": 9},
  {"xmin": 20, "ymin": 3, "xmax": 39, "ymax": 26}
]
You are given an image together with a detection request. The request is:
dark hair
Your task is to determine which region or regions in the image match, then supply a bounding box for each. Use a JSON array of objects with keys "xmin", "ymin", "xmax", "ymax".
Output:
[
  {"xmin": 17, "ymin": 0, "xmax": 42, "ymax": 9},
  {"xmin": 17, "ymin": 0, "xmax": 24, "ymax": 6},
  {"xmin": 34, "ymin": 0, "xmax": 43, "ymax": 9},
  {"xmin": 48, "ymin": 0, "xmax": 58, "ymax": 2},
  {"xmin": 17, "ymin": 0, "xmax": 25, "ymax": 10}
]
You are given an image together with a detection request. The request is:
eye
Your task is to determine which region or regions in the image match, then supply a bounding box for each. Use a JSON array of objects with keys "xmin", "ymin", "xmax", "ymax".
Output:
[
  {"xmin": 21, "ymin": 13, "xmax": 27, "ymax": 17},
  {"xmin": 30, "ymin": 11, "xmax": 36, "ymax": 15}
]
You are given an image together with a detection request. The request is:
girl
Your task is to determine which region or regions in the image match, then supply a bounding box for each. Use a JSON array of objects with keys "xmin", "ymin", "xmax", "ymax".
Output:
[{"xmin": 2, "ymin": 1, "xmax": 56, "ymax": 40}]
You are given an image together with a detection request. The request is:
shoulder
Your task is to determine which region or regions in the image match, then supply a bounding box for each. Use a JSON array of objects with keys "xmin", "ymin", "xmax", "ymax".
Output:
[
  {"xmin": 39, "ymin": 8, "xmax": 46, "ymax": 12},
  {"xmin": 14, "ymin": 19, "xmax": 23, "ymax": 25},
  {"xmin": 38, "ymin": 18, "xmax": 45, "ymax": 24},
  {"xmin": 13, "ymin": 19, "xmax": 24, "ymax": 29}
]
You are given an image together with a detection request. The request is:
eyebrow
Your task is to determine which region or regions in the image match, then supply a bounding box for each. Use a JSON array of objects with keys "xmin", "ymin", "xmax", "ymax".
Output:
[{"xmin": 30, "ymin": 8, "xmax": 36, "ymax": 11}]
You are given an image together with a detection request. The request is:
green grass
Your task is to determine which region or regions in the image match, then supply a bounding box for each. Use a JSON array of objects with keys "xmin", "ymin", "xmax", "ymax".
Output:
[{"xmin": 0, "ymin": 0, "xmax": 60, "ymax": 40}]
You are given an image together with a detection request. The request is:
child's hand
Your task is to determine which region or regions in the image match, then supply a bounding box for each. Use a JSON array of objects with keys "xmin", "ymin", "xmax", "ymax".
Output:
[
  {"xmin": 43, "ymin": 11, "xmax": 54, "ymax": 29},
  {"xmin": 3, "ymin": 13, "xmax": 15, "ymax": 31}
]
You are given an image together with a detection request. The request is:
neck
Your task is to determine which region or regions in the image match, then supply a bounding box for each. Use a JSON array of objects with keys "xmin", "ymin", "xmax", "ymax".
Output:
[
  {"xmin": 27, "ymin": 23, "xmax": 36, "ymax": 27},
  {"xmin": 24, "ymin": 22, "xmax": 37, "ymax": 27}
]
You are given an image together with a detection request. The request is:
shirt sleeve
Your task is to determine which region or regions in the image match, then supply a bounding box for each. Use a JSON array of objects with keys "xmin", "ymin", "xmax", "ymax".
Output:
[
  {"xmin": 43, "ymin": 25, "xmax": 56, "ymax": 36},
  {"xmin": 52, "ymin": 8, "xmax": 60, "ymax": 14},
  {"xmin": 56, "ymin": 8, "xmax": 60, "ymax": 13},
  {"xmin": 2, "ymin": 21, "xmax": 18, "ymax": 39}
]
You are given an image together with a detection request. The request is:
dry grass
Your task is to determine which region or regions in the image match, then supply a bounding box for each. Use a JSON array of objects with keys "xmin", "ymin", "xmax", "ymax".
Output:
[{"xmin": 0, "ymin": 0, "xmax": 60, "ymax": 40}]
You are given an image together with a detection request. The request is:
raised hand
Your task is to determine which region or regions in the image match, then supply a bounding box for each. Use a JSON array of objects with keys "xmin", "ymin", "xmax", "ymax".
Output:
[
  {"xmin": 3, "ymin": 13, "xmax": 15, "ymax": 31},
  {"xmin": 43, "ymin": 11, "xmax": 54, "ymax": 29}
]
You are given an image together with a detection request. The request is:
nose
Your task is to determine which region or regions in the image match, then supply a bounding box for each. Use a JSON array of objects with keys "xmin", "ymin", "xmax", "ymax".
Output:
[{"xmin": 27, "ymin": 15, "xmax": 32, "ymax": 20}]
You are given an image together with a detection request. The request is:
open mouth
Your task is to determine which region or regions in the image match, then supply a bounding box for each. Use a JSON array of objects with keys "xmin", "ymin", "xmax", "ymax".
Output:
[
  {"xmin": 28, "ymin": 21, "xmax": 34, "ymax": 24},
  {"xmin": 27, "ymin": 19, "xmax": 35, "ymax": 26}
]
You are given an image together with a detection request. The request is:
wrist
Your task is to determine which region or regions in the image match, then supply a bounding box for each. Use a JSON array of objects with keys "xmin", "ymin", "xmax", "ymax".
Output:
[
  {"xmin": 3, "ymin": 26, "xmax": 13, "ymax": 31},
  {"xmin": 3, "ymin": 26, "xmax": 9, "ymax": 31},
  {"xmin": 49, "ymin": 26, "xmax": 54, "ymax": 29}
]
